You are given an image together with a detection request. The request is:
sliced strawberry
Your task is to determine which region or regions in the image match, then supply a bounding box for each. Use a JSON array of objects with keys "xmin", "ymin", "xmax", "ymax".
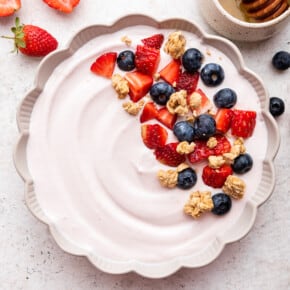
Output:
[
  {"xmin": 124, "ymin": 71, "xmax": 153, "ymax": 102},
  {"xmin": 231, "ymin": 110, "xmax": 257, "ymax": 138},
  {"xmin": 135, "ymin": 45, "xmax": 160, "ymax": 76},
  {"xmin": 43, "ymin": 0, "xmax": 80, "ymax": 13},
  {"xmin": 159, "ymin": 59, "xmax": 181, "ymax": 85},
  {"xmin": 202, "ymin": 164, "xmax": 233, "ymax": 188},
  {"xmin": 140, "ymin": 102, "xmax": 158, "ymax": 123},
  {"xmin": 215, "ymin": 108, "xmax": 233, "ymax": 134},
  {"xmin": 141, "ymin": 124, "xmax": 168, "ymax": 150},
  {"xmin": 187, "ymin": 88, "xmax": 212, "ymax": 115},
  {"xmin": 156, "ymin": 107, "xmax": 177, "ymax": 130},
  {"xmin": 0, "ymin": 0, "xmax": 21, "ymax": 17},
  {"xmin": 188, "ymin": 135, "xmax": 231, "ymax": 163},
  {"xmin": 90, "ymin": 52, "xmax": 117, "ymax": 78},
  {"xmin": 141, "ymin": 34, "xmax": 164, "ymax": 49},
  {"xmin": 154, "ymin": 142, "xmax": 186, "ymax": 167},
  {"xmin": 176, "ymin": 71, "xmax": 199, "ymax": 95}
]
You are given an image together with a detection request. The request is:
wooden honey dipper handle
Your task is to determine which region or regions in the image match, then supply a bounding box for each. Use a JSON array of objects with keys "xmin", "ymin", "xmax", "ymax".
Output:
[{"xmin": 240, "ymin": 0, "xmax": 289, "ymax": 22}]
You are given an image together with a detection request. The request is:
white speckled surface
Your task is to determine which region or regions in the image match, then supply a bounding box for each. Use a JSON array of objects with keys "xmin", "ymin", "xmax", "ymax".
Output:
[{"xmin": 0, "ymin": 0, "xmax": 289, "ymax": 289}]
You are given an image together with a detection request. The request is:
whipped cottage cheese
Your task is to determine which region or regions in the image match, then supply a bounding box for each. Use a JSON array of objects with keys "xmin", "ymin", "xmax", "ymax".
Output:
[{"xmin": 27, "ymin": 26, "xmax": 268, "ymax": 262}]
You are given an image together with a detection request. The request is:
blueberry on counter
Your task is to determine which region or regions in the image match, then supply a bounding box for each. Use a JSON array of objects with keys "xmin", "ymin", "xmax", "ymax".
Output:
[
  {"xmin": 182, "ymin": 48, "xmax": 203, "ymax": 73},
  {"xmin": 200, "ymin": 63, "xmax": 224, "ymax": 87},
  {"xmin": 213, "ymin": 88, "xmax": 237, "ymax": 108},
  {"xmin": 193, "ymin": 114, "xmax": 216, "ymax": 140},
  {"xmin": 150, "ymin": 82, "xmax": 175, "ymax": 105},
  {"xmin": 211, "ymin": 193, "xmax": 232, "ymax": 216},
  {"xmin": 269, "ymin": 97, "xmax": 285, "ymax": 117},
  {"xmin": 272, "ymin": 51, "xmax": 290, "ymax": 70},
  {"xmin": 177, "ymin": 168, "xmax": 197, "ymax": 190},
  {"xmin": 173, "ymin": 121, "xmax": 195, "ymax": 143},
  {"xmin": 232, "ymin": 153, "xmax": 253, "ymax": 174},
  {"xmin": 117, "ymin": 50, "xmax": 135, "ymax": 71}
]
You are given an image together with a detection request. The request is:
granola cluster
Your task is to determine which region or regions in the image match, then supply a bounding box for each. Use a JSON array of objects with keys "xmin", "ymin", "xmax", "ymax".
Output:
[
  {"xmin": 112, "ymin": 74, "xmax": 129, "ymax": 99},
  {"xmin": 164, "ymin": 31, "xmax": 186, "ymax": 59},
  {"xmin": 177, "ymin": 141, "xmax": 196, "ymax": 154},
  {"xmin": 166, "ymin": 90, "xmax": 188, "ymax": 116},
  {"xmin": 223, "ymin": 137, "xmax": 246, "ymax": 164},
  {"xmin": 222, "ymin": 175, "xmax": 246, "ymax": 199},
  {"xmin": 122, "ymin": 100, "xmax": 145, "ymax": 115}
]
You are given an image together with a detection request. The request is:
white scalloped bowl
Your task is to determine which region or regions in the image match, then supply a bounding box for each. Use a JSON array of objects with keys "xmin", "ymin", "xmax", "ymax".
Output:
[{"xmin": 14, "ymin": 15, "xmax": 280, "ymax": 278}]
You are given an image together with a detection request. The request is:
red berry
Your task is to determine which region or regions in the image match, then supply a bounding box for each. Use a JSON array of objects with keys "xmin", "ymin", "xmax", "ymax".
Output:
[
  {"xmin": 154, "ymin": 142, "xmax": 186, "ymax": 167},
  {"xmin": 135, "ymin": 45, "xmax": 160, "ymax": 76},
  {"xmin": 141, "ymin": 124, "xmax": 168, "ymax": 150},
  {"xmin": 176, "ymin": 71, "xmax": 199, "ymax": 95},
  {"xmin": 202, "ymin": 164, "xmax": 233, "ymax": 188},
  {"xmin": 90, "ymin": 52, "xmax": 117, "ymax": 78},
  {"xmin": 159, "ymin": 59, "xmax": 181, "ymax": 85},
  {"xmin": 231, "ymin": 110, "xmax": 256, "ymax": 138},
  {"xmin": 0, "ymin": 0, "xmax": 21, "ymax": 17},
  {"xmin": 214, "ymin": 108, "xmax": 233, "ymax": 134},
  {"xmin": 43, "ymin": 0, "xmax": 80, "ymax": 13},
  {"xmin": 140, "ymin": 102, "xmax": 158, "ymax": 123},
  {"xmin": 141, "ymin": 34, "xmax": 164, "ymax": 49},
  {"xmin": 156, "ymin": 107, "xmax": 177, "ymax": 129}
]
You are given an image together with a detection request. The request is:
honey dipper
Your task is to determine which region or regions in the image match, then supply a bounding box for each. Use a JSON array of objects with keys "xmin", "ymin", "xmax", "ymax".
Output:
[{"xmin": 240, "ymin": 0, "xmax": 289, "ymax": 22}]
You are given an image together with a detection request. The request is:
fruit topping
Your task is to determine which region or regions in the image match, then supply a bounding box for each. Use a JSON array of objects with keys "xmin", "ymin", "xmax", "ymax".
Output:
[
  {"xmin": 173, "ymin": 121, "xmax": 195, "ymax": 143},
  {"xmin": 182, "ymin": 48, "xmax": 204, "ymax": 73},
  {"xmin": 187, "ymin": 88, "xmax": 212, "ymax": 116},
  {"xmin": 272, "ymin": 50, "xmax": 290, "ymax": 70},
  {"xmin": 135, "ymin": 45, "xmax": 160, "ymax": 76},
  {"xmin": 0, "ymin": 0, "xmax": 21, "ymax": 17},
  {"xmin": 43, "ymin": 0, "xmax": 80, "ymax": 13},
  {"xmin": 176, "ymin": 71, "xmax": 199, "ymax": 95},
  {"xmin": 200, "ymin": 63, "xmax": 224, "ymax": 87},
  {"xmin": 213, "ymin": 88, "xmax": 237, "ymax": 108},
  {"xmin": 232, "ymin": 153, "xmax": 253, "ymax": 174},
  {"xmin": 269, "ymin": 97, "xmax": 285, "ymax": 117},
  {"xmin": 202, "ymin": 164, "xmax": 233, "ymax": 188},
  {"xmin": 124, "ymin": 71, "xmax": 153, "ymax": 102},
  {"xmin": 177, "ymin": 167, "xmax": 197, "ymax": 190},
  {"xmin": 141, "ymin": 124, "xmax": 168, "ymax": 150},
  {"xmin": 231, "ymin": 109, "xmax": 256, "ymax": 138},
  {"xmin": 141, "ymin": 33, "xmax": 164, "ymax": 49},
  {"xmin": 117, "ymin": 50, "xmax": 135, "ymax": 71},
  {"xmin": 140, "ymin": 102, "xmax": 158, "ymax": 123},
  {"xmin": 211, "ymin": 193, "xmax": 232, "ymax": 215},
  {"xmin": 156, "ymin": 107, "xmax": 177, "ymax": 129},
  {"xmin": 154, "ymin": 143, "xmax": 186, "ymax": 167},
  {"xmin": 159, "ymin": 59, "xmax": 181, "ymax": 85},
  {"xmin": 214, "ymin": 108, "xmax": 233, "ymax": 134},
  {"xmin": 91, "ymin": 52, "xmax": 117, "ymax": 78},
  {"xmin": 188, "ymin": 135, "xmax": 231, "ymax": 163},
  {"xmin": 149, "ymin": 82, "xmax": 175, "ymax": 105},
  {"xmin": 193, "ymin": 114, "xmax": 216, "ymax": 140}
]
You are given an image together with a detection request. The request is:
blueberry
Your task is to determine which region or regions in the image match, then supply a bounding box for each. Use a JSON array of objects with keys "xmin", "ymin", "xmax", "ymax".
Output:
[
  {"xmin": 150, "ymin": 82, "xmax": 175, "ymax": 105},
  {"xmin": 193, "ymin": 114, "xmax": 216, "ymax": 140},
  {"xmin": 211, "ymin": 193, "xmax": 232, "ymax": 216},
  {"xmin": 177, "ymin": 168, "xmax": 197, "ymax": 190},
  {"xmin": 173, "ymin": 121, "xmax": 195, "ymax": 142},
  {"xmin": 213, "ymin": 88, "xmax": 237, "ymax": 108},
  {"xmin": 232, "ymin": 153, "xmax": 253, "ymax": 174},
  {"xmin": 117, "ymin": 50, "xmax": 135, "ymax": 71},
  {"xmin": 272, "ymin": 51, "xmax": 290, "ymax": 70},
  {"xmin": 182, "ymin": 48, "xmax": 203, "ymax": 73},
  {"xmin": 269, "ymin": 97, "xmax": 285, "ymax": 117},
  {"xmin": 201, "ymin": 63, "xmax": 225, "ymax": 87}
]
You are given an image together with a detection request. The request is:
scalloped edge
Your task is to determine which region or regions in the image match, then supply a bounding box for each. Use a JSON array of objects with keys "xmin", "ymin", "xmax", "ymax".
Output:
[{"xmin": 14, "ymin": 15, "xmax": 280, "ymax": 279}]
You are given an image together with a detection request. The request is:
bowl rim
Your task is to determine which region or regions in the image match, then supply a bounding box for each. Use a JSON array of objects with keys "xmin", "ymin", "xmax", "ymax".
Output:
[{"xmin": 214, "ymin": 0, "xmax": 290, "ymax": 27}]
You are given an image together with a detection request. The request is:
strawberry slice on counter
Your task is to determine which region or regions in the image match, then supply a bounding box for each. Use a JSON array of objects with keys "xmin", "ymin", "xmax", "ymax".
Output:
[
  {"xmin": 43, "ymin": 0, "xmax": 80, "ymax": 13},
  {"xmin": 156, "ymin": 107, "xmax": 177, "ymax": 130},
  {"xmin": 231, "ymin": 109, "xmax": 257, "ymax": 138},
  {"xmin": 141, "ymin": 33, "xmax": 164, "ymax": 49},
  {"xmin": 202, "ymin": 164, "xmax": 233, "ymax": 188},
  {"xmin": 125, "ymin": 71, "xmax": 153, "ymax": 102},
  {"xmin": 90, "ymin": 52, "xmax": 117, "ymax": 78},
  {"xmin": 214, "ymin": 108, "xmax": 233, "ymax": 134},
  {"xmin": 141, "ymin": 124, "xmax": 168, "ymax": 150},
  {"xmin": 159, "ymin": 59, "xmax": 181, "ymax": 85},
  {"xmin": 187, "ymin": 88, "xmax": 212, "ymax": 116},
  {"xmin": 154, "ymin": 142, "xmax": 186, "ymax": 167},
  {"xmin": 140, "ymin": 102, "xmax": 158, "ymax": 123},
  {"xmin": 188, "ymin": 135, "xmax": 231, "ymax": 164},
  {"xmin": 135, "ymin": 45, "xmax": 160, "ymax": 76},
  {"xmin": 0, "ymin": 0, "xmax": 21, "ymax": 17},
  {"xmin": 176, "ymin": 71, "xmax": 199, "ymax": 95}
]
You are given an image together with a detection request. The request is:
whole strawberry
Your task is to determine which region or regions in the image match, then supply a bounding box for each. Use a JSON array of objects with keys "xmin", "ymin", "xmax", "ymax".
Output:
[{"xmin": 3, "ymin": 17, "xmax": 58, "ymax": 57}]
